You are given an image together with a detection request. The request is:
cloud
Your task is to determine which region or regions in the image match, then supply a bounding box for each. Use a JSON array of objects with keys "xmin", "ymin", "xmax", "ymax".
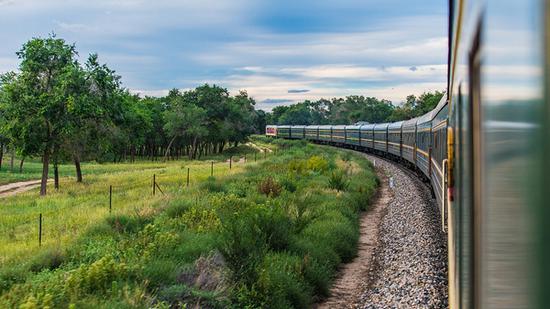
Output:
[
  {"xmin": 0, "ymin": 1, "xmax": 451, "ymax": 111},
  {"xmin": 409, "ymin": 66, "xmax": 418, "ymax": 71},
  {"xmin": 262, "ymin": 98, "xmax": 295, "ymax": 104}
]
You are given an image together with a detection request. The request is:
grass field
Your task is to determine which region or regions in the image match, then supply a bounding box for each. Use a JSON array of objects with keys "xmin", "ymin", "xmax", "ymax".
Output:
[
  {"xmin": 0, "ymin": 145, "xmax": 259, "ymax": 185},
  {"xmin": 0, "ymin": 138, "xmax": 378, "ymax": 308}
]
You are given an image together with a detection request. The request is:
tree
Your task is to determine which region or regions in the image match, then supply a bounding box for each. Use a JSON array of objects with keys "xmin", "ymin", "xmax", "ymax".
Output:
[
  {"xmin": 1, "ymin": 35, "xmax": 78, "ymax": 195},
  {"xmin": 163, "ymin": 103, "xmax": 208, "ymax": 160}
]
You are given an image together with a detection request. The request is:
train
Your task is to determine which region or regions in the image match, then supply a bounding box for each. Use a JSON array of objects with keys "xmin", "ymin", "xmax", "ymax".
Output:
[{"xmin": 266, "ymin": 0, "xmax": 549, "ymax": 308}]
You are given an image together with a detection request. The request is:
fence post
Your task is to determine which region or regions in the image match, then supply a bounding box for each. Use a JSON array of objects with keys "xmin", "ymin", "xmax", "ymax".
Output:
[
  {"xmin": 187, "ymin": 168, "xmax": 190, "ymax": 187},
  {"xmin": 211, "ymin": 161, "xmax": 213, "ymax": 177},
  {"xmin": 230, "ymin": 156, "xmax": 232, "ymax": 169},
  {"xmin": 254, "ymin": 152, "xmax": 257, "ymax": 162},
  {"xmin": 264, "ymin": 149, "xmax": 267, "ymax": 159},
  {"xmin": 109, "ymin": 185, "xmax": 112, "ymax": 213},
  {"xmin": 244, "ymin": 154, "xmax": 247, "ymax": 163},
  {"xmin": 153, "ymin": 174, "xmax": 156, "ymax": 195},
  {"xmin": 38, "ymin": 213, "xmax": 42, "ymax": 247}
]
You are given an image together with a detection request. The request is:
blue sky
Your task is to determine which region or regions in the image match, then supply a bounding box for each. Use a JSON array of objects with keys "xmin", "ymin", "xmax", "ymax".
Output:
[{"xmin": 0, "ymin": 0, "xmax": 448, "ymax": 110}]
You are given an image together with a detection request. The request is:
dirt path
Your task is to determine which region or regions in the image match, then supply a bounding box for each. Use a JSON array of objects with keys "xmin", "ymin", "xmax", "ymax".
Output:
[
  {"xmin": 0, "ymin": 179, "xmax": 51, "ymax": 198},
  {"xmin": 246, "ymin": 142, "xmax": 273, "ymax": 153},
  {"xmin": 315, "ymin": 158, "xmax": 392, "ymax": 308}
]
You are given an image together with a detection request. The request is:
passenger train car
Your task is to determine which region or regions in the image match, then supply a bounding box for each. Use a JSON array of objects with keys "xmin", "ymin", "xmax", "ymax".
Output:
[{"xmin": 266, "ymin": 0, "xmax": 549, "ymax": 308}]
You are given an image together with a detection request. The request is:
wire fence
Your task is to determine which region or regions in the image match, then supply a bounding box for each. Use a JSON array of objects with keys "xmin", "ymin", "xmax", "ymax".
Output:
[{"xmin": 0, "ymin": 148, "xmax": 279, "ymax": 252}]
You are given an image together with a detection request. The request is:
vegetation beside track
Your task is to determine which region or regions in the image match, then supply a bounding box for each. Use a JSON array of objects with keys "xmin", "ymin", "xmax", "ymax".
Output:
[{"xmin": 0, "ymin": 138, "xmax": 378, "ymax": 308}]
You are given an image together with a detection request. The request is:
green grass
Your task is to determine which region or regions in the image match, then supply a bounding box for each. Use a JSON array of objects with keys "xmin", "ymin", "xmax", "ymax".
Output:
[
  {"xmin": 0, "ymin": 144, "xmax": 261, "ymax": 185},
  {"xmin": 0, "ymin": 138, "xmax": 378, "ymax": 308}
]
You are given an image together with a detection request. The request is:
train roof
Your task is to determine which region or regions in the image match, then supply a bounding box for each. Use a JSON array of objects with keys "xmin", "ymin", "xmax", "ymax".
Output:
[
  {"xmin": 388, "ymin": 121, "xmax": 404, "ymax": 129},
  {"xmin": 345, "ymin": 125, "xmax": 361, "ymax": 129},
  {"xmin": 402, "ymin": 117, "xmax": 419, "ymax": 128},
  {"xmin": 417, "ymin": 110, "xmax": 435, "ymax": 125},
  {"xmin": 305, "ymin": 125, "xmax": 320, "ymax": 129},
  {"xmin": 277, "ymin": 125, "xmax": 291, "ymax": 128},
  {"xmin": 318, "ymin": 125, "xmax": 333, "ymax": 129},
  {"xmin": 332, "ymin": 125, "xmax": 346, "ymax": 129},
  {"xmin": 432, "ymin": 96, "xmax": 448, "ymax": 118},
  {"xmin": 373, "ymin": 123, "xmax": 390, "ymax": 130},
  {"xmin": 359, "ymin": 123, "xmax": 376, "ymax": 130},
  {"xmin": 290, "ymin": 125, "xmax": 306, "ymax": 129}
]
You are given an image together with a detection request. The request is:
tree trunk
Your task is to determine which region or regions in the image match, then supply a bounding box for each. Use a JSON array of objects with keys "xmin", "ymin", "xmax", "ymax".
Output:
[
  {"xmin": 164, "ymin": 136, "xmax": 177, "ymax": 162},
  {"xmin": 74, "ymin": 155, "xmax": 83, "ymax": 183},
  {"xmin": 131, "ymin": 146, "xmax": 135, "ymax": 163},
  {"xmin": 19, "ymin": 156, "xmax": 25, "ymax": 173},
  {"xmin": 40, "ymin": 149, "xmax": 50, "ymax": 196},
  {"xmin": 10, "ymin": 148, "xmax": 15, "ymax": 171},
  {"xmin": 54, "ymin": 161, "xmax": 59, "ymax": 190},
  {"xmin": 0, "ymin": 143, "xmax": 3, "ymax": 170}
]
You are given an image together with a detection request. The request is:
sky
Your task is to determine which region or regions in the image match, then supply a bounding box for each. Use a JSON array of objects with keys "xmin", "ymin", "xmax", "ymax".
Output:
[{"xmin": 0, "ymin": 0, "xmax": 448, "ymax": 111}]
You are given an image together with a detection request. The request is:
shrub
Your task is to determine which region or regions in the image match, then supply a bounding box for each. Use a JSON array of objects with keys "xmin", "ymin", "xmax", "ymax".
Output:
[
  {"xmin": 306, "ymin": 156, "xmax": 328, "ymax": 172},
  {"xmin": 29, "ymin": 247, "xmax": 65, "ymax": 273},
  {"xmin": 279, "ymin": 176, "xmax": 297, "ymax": 193},
  {"xmin": 258, "ymin": 176, "xmax": 282, "ymax": 197},
  {"xmin": 165, "ymin": 200, "xmax": 192, "ymax": 218},
  {"xmin": 218, "ymin": 210, "xmax": 267, "ymax": 284},
  {"xmin": 341, "ymin": 151, "xmax": 353, "ymax": 162},
  {"xmin": 200, "ymin": 176, "xmax": 227, "ymax": 193},
  {"xmin": 287, "ymin": 159, "xmax": 307, "ymax": 174},
  {"xmin": 65, "ymin": 256, "xmax": 129, "ymax": 297},
  {"xmin": 226, "ymin": 181, "xmax": 251, "ymax": 198},
  {"xmin": 327, "ymin": 170, "xmax": 349, "ymax": 192},
  {"xmin": 181, "ymin": 206, "xmax": 221, "ymax": 233},
  {"xmin": 106, "ymin": 214, "xmax": 150, "ymax": 234},
  {"xmin": 255, "ymin": 253, "xmax": 310, "ymax": 309}
]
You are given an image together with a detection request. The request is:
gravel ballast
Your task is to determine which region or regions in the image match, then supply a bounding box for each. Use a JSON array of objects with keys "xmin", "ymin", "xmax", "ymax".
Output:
[{"xmin": 355, "ymin": 154, "xmax": 448, "ymax": 309}]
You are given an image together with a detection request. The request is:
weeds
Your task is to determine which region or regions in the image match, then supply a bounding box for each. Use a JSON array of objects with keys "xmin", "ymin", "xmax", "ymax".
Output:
[
  {"xmin": 0, "ymin": 137, "xmax": 378, "ymax": 308},
  {"xmin": 328, "ymin": 170, "xmax": 349, "ymax": 192}
]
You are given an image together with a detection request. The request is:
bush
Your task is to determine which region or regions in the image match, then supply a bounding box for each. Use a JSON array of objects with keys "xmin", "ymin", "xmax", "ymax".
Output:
[
  {"xmin": 200, "ymin": 176, "xmax": 227, "ymax": 193},
  {"xmin": 255, "ymin": 253, "xmax": 310, "ymax": 309},
  {"xmin": 218, "ymin": 209, "xmax": 267, "ymax": 284},
  {"xmin": 279, "ymin": 176, "xmax": 297, "ymax": 193},
  {"xmin": 181, "ymin": 206, "xmax": 221, "ymax": 232},
  {"xmin": 341, "ymin": 151, "xmax": 353, "ymax": 162},
  {"xmin": 258, "ymin": 176, "xmax": 282, "ymax": 197},
  {"xmin": 165, "ymin": 200, "xmax": 192, "ymax": 218},
  {"xmin": 65, "ymin": 256, "xmax": 129, "ymax": 297},
  {"xmin": 306, "ymin": 156, "xmax": 329, "ymax": 172},
  {"xmin": 106, "ymin": 214, "xmax": 150, "ymax": 234},
  {"xmin": 327, "ymin": 170, "xmax": 349, "ymax": 192},
  {"xmin": 287, "ymin": 159, "xmax": 307, "ymax": 174},
  {"xmin": 29, "ymin": 247, "xmax": 65, "ymax": 273}
]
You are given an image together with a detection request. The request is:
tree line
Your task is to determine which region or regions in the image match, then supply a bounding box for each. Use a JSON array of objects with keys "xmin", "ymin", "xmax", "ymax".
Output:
[
  {"xmin": 0, "ymin": 35, "xmax": 265, "ymax": 195},
  {"xmin": 267, "ymin": 91, "xmax": 445, "ymax": 125}
]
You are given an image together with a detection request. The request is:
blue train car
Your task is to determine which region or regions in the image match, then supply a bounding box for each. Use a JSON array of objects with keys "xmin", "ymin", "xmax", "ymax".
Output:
[
  {"xmin": 290, "ymin": 126, "xmax": 305, "ymax": 139},
  {"xmin": 402, "ymin": 117, "xmax": 418, "ymax": 165},
  {"xmin": 430, "ymin": 97, "xmax": 448, "ymax": 209},
  {"xmin": 331, "ymin": 125, "xmax": 346, "ymax": 144},
  {"xmin": 345, "ymin": 125, "xmax": 361, "ymax": 147},
  {"xmin": 318, "ymin": 125, "xmax": 332, "ymax": 142},
  {"xmin": 373, "ymin": 123, "xmax": 389, "ymax": 152},
  {"xmin": 359, "ymin": 124, "xmax": 375, "ymax": 149},
  {"xmin": 305, "ymin": 125, "xmax": 319, "ymax": 141},
  {"xmin": 415, "ymin": 111, "xmax": 433, "ymax": 178},
  {"xmin": 388, "ymin": 121, "xmax": 403, "ymax": 157},
  {"xmin": 277, "ymin": 125, "xmax": 291, "ymax": 139}
]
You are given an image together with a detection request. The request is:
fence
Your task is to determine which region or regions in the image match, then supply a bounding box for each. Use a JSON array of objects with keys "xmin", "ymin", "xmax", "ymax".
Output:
[{"xmin": 1, "ymin": 149, "xmax": 278, "ymax": 250}]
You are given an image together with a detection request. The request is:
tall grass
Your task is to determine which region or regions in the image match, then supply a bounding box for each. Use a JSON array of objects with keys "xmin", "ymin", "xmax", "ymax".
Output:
[{"xmin": 0, "ymin": 138, "xmax": 378, "ymax": 308}]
